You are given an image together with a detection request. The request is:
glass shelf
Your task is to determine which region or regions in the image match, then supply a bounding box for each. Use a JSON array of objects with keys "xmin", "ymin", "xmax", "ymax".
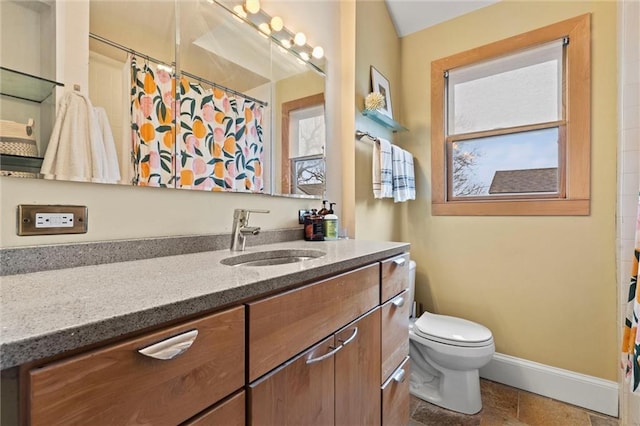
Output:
[
  {"xmin": 0, "ymin": 154, "xmax": 44, "ymax": 175},
  {"xmin": 362, "ymin": 109, "xmax": 407, "ymax": 132},
  {"xmin": 0, "ymin": 67, "xmax": 63, "ymax": 103}
]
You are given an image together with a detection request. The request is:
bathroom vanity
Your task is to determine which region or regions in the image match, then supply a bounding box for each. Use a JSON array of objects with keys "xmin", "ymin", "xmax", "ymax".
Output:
[{"xmin": 0, "ymin": 239, "xmax": 410, "ymax": 425}]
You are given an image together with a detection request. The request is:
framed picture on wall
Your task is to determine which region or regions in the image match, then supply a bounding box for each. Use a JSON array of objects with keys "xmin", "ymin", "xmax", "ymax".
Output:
[{"xmin": 370, "ymin": 66, "xmax": 393, "ymax": 119}]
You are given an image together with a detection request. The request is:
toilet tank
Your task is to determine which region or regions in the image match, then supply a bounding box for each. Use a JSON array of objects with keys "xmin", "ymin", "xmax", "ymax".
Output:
[{"xmin": 409, "ymin": 260, "xmax": 416, "ymax": 317}]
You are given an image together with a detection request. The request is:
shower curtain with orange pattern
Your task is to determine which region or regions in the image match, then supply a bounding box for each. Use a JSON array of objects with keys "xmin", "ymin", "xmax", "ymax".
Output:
[
  {"xmin": 177, "ymin": 78, "xmax": 264, "ymax": 192},
  {"xmin": 622, "ymin": 193, "xmax": 640, "ymax": 394},
  {"xmin": 130, "ymin": 60, "xmax": 264, "ymax": 191},
  {"xmin": 131, "ymin": 58, "xmax": 176, "ymax": 187}
]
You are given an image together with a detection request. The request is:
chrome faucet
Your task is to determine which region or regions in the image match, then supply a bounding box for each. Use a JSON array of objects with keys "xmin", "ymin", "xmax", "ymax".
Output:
[{"xmin": 230, "ymin": 208, "xmax": 270, "ymax": 251}]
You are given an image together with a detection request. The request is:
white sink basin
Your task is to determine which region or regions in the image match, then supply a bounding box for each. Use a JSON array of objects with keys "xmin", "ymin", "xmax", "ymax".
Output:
[{"xmin": 220, "ymin": 249, "xmax": 326, "ymax": 267}]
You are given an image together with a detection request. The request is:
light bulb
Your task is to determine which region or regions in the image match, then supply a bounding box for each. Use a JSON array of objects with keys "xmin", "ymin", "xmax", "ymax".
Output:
[
  {"xmin": 312, "ymin": 46, "xmax": 324, "ymax": 59},
  {"xmin": 270, "ymin": 16, "xmax": 284, "ymax": 32},
  {"xmin": 294, "ymin": 32, "xmax": 306, "ymax": 46},
  {"xmin": 233, "ymin": 5, "xmax": 247, "ymax": 18},
  {"xmin": 258, "ymin": 23, "xmax": 271, "ymax": 35},
  {"xmin": 280, "ymin": 39, "xmax": 292, "ymax": 49},
  {"xmin": 244, "ymin": 0, "xmax": 260, "ymax": 14},
  {"xmin": 300, "ymin": 51, "xmax": 310, "ymax": 61}
]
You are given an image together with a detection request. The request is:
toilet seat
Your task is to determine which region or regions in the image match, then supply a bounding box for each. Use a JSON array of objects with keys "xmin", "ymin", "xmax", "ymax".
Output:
[{"xmin": 413, "ymin": 312, "xmax": 493, "ymax": 348}]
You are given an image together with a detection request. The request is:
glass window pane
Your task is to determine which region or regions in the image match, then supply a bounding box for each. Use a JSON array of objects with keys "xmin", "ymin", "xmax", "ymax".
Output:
[
  {"xmin": 450, "ymin": 127, "xmax": 559, "ymax": 197},
  {"xmin": 290, "ymin": 104, "xmax": 325, "ymax": 157},
  {"xmin": 447, "ymin": 40, "xmax": 563, "ymax": 135}
]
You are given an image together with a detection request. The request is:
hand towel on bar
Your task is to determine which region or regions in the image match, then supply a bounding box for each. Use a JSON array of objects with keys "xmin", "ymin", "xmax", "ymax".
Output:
[
  {"xmin": 41, "ymin": 91, "xmax": 109, "ymax": 182},
  {"xmin": 391, "ymin": 144, "xmax": 415, "ymax": 202},
  {"xmin": 404, "ymin": 149, "xmax": 416, "ymax": 201},
  {"xmin": 94, "ymin": 106, "xmax": 121, "ymax": 184},
  {"xmin": 373, "ymin": 137, "xmax": 393, "ymax": 198}
]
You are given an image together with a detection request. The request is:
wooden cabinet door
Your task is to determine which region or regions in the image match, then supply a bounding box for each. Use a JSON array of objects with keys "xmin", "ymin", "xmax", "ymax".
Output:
[
  {"xmin": 29, "ymin": 306, "xmax": 244, "ymax": 426},
  {"xmin": 248, "ymin": 263, "xmax": 379, "ymax": 382},
  {"xmin": 249, "ymin": 335, "xmax": 336, "ymax": 426},
  {"xmin": 382, "ymin": 357, "xmax": 410, "ymax": 426},
  {"xmin": 335, "ymin": 308, "xmax": 381, "ymax": 426},
  {"xmin": 381, "ymin": 290, "xmax": 410, "ymax": 382},
  {"xmin": 182, "ymin": 391, "xmax": 245, "ymax": 426}
]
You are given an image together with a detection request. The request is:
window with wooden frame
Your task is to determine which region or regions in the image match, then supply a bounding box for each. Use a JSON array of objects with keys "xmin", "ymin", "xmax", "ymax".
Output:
[{"xmin": 431, "ymin": 14, "xmax": 590, "ymax": 216}]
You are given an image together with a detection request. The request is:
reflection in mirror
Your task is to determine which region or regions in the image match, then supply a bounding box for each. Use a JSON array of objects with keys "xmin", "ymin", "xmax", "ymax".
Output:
[{"xmin": 1, "ymin": 0, "xmax": 326, "ymax": 198}]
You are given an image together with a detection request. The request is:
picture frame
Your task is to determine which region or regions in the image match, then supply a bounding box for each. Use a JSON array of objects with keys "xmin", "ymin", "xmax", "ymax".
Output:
[{"xmin": 370, "ymin": 66, "xmax": 393, "ymax": 119}]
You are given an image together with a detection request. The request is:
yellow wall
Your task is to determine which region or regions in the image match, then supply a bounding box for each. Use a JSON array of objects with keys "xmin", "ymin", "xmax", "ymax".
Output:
[
  {"xmin": 354, "ymin": 0, "xmax": 404, "ymax": 241},
  {"xmin": 399, "ymin": 1, "xmax": 618, "ymax": 380}
]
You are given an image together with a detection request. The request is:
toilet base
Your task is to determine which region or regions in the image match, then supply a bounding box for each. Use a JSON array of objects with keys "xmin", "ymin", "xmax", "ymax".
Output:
[
  {"xmin": 409, "ymin": 368, "xmax": 482, "ymax": 415},
  {"xmin": 409, "ymin": 339, "xmax": 484, "ymax": 415}
]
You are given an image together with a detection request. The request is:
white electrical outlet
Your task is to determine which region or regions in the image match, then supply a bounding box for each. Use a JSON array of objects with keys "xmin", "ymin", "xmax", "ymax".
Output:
[
  {"xmin": 18, "ymin": 205, "xmax": 88, "ymax": 235},
  {"xmin": 35, "ymin": 213, "xmax": 75, "ymax": 228}
]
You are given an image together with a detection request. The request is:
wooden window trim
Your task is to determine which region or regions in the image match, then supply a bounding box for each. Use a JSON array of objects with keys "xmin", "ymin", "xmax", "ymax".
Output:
[
  {"xmin": 430, "ymin": 14, "xmax": 590, "ymax": 216},
  {"xmin": 281, "ymin": 93, "xmax": 325, "ymax": 194}
]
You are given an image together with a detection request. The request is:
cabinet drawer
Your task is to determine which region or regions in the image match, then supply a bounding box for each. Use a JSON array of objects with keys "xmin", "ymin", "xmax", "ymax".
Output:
[
  {"xmin": 381, "ymin": 290, "xmax": 410, "ymax": 382},
  {"xmin": 28, "ymin": 306, "xmax": 245, "ymax": 426},
  {"xmin": 248, "ymin": 263, "xmax": 379, "ymax": 381},
  {"xmin": 381, "ymin": 253, "xmax": 410, "ymax": 303},
  {"xmin": 183, "ymin": 390, "xmax": 245, "ymax": 426},
  {"xmin": 381, "ymin": 357, "xmax": 410, "ymax": 426}
]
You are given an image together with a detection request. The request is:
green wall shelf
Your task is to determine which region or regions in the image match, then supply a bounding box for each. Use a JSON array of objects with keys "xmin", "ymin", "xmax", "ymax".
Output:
[
  {"xmin": 0, "ymin": 67, "xmax": 63, "ymax": 103},
  {"xmin": 362, "ymin": 109, "xmax": 407, "ymax": 132}
]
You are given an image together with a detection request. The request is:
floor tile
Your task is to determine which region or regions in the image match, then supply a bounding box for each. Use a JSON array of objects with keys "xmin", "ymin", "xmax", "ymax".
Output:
[
  {"xmin": 517, "ymin": 391, "xmax": 591, "ymax": 426},
  {"xmin": 589, "ymin": 413, "xmax": 620, "ymax": 426},
  {"xmin": 480, "ymin": 380, "xmax": 519, "ymax": 419},
  {"xmin": 410, "ymin": 395, "xmax": 423, "ymax": 417},
  {"xmin": 479, "ymin": 406, "xmax": 528, "ymax": 426},
  {"xmin": 411, "ymin": 399, "xmax": 481, "ymax": 426}
]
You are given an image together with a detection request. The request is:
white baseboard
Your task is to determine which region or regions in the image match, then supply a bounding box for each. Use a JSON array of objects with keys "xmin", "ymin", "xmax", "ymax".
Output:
[{"xmin": 479, "ymin": 352, "xmax": 619, "ymax": 417}]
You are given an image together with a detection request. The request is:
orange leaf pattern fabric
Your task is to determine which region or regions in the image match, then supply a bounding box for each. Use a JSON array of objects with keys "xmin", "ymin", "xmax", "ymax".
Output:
[
  {"xmin": 177, "ymin": 79, "xmax": 264, "ymax": 192},
  {"xmin": 622, "ymin": 193, "xmax": 640, "ymax": 393},
  {"xmin": 131, "ymin": 59, "xmax": 176, "ymax": 187},
  {"xmin": 130, "ymin": 63, "xmax": 263, "ymax": 192}
]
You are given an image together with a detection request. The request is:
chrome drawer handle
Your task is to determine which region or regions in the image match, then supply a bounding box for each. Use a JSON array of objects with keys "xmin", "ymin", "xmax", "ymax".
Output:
[
  {"xmin": 306, "ymin": 344, "xmax": 344, "ymax": 364},
  {"xmin": 392, "ymin": 296, "xmax": 405, "ymax": 308},
  {"xmin": 138, "ymin": 329, "xmax": 198, "ymax": 360},
  {"xmin": 338, "ymin": 327, "xmax": 358, "ymax": 346},
  {"xmin": 393, "ymin": 368, "xmax": 406, "ymax": 384},
  {"xmin": 393, "ymin": 258, "xmax": 406, "ymax": 266}
]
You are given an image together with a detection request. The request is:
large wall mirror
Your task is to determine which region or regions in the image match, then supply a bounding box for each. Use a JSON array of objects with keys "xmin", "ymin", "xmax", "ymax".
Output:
[{"xmin": 0, "ymin": 0, "xmax": 327, "ymax": 198}]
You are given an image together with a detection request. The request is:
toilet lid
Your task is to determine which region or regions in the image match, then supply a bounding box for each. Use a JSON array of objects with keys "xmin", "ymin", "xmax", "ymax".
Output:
[{"xmin": 414, "ymin": 312, "xmax": 493, "ymax": 346}]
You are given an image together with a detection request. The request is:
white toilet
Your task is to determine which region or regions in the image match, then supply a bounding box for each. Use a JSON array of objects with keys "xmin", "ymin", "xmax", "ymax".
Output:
[{"xmin": 408, "ymin": 260, "xmax": 495, "ymax": 415}]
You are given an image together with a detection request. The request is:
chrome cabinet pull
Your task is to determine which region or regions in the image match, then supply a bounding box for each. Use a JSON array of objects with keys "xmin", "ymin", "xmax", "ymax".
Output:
[
  {"xmin": 393, "ymin": 257, "xmax": 406, "ymax": 266},
  {"xmin": 138, "ymin": 329, "xmax": 198, "ymax": 360},
  {"xmin": 338, "ymin": 327, "xmax": 358, "ymax": 346},
  {"xmin": 392, "ymin": 368, "xmax": 406, "ymax": 383},
  {"xmin": 392, "ymin": 296, "xmax": 405, "ymax": 308},
  {"xmin": 306, "ymin": 344, "xmax": 343, "ymax": 364},
  {"xmin": 382, "ymin": 356, "xmax": 410, "ymax": 389}
]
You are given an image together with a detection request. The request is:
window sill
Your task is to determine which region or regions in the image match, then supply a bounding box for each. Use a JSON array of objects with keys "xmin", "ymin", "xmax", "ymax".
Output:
[{"xmin": 431, "ymin": 199, "xmax": 590, "ymax": 216}]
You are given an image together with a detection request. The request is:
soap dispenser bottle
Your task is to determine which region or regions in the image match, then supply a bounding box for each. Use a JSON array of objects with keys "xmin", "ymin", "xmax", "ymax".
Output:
[
  {"xmin": 323, "ymin": 203, "xmax": 338, "ymax": 240},
  {"xmin": 318, "ymin": 200, "xmax": 329, "ymax": 216}
]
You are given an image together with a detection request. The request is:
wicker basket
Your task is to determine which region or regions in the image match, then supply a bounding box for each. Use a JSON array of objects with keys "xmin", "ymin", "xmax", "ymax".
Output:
[{"xmin": 0, "ymin": 119, "xmax": 39, "ymax": 178}]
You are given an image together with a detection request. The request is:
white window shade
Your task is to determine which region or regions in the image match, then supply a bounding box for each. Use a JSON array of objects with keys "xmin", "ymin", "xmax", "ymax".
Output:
[{"xmin": 447, "ymin": 39, "xmax": 564, "ymax": 135}]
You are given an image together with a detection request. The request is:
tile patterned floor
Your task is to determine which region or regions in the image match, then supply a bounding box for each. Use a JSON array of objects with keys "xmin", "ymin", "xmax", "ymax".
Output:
[{"xmin": 409, "ymin": 379, "xmax": 620, "ymax": 426}]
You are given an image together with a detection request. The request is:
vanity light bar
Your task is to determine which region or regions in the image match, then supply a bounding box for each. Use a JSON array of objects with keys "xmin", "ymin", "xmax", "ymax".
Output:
[{"xmin": 214, "ymin": 0, "xmax": 325, "ymax": 69}]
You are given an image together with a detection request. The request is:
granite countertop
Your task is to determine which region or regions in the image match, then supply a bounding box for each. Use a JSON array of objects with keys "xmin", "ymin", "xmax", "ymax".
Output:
[{"xmin": 0, "ymin": 239, "xmax": 409, "ymax": 369}]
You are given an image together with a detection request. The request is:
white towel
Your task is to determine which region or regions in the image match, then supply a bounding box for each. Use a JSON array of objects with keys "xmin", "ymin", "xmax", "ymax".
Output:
[
  {"xmin": 391, "ymin": 144, "xmax": 416, "ymax": 202},
  {"xmin": 41, "ymin": 91, "xmax": 110, "ymax": 183},
  {"xmin": 373, "ymin": 137, "xmax": 393, "ymax": 198},
  {"xmin": 94, "ymin": 107, "xmax": 121, "ymax": 184}
]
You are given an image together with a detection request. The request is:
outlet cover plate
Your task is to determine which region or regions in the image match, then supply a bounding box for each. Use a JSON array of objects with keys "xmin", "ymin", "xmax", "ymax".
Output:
[{"xmin": 18, "ymin": 205, "xmax": 88, "ymax": 236}]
